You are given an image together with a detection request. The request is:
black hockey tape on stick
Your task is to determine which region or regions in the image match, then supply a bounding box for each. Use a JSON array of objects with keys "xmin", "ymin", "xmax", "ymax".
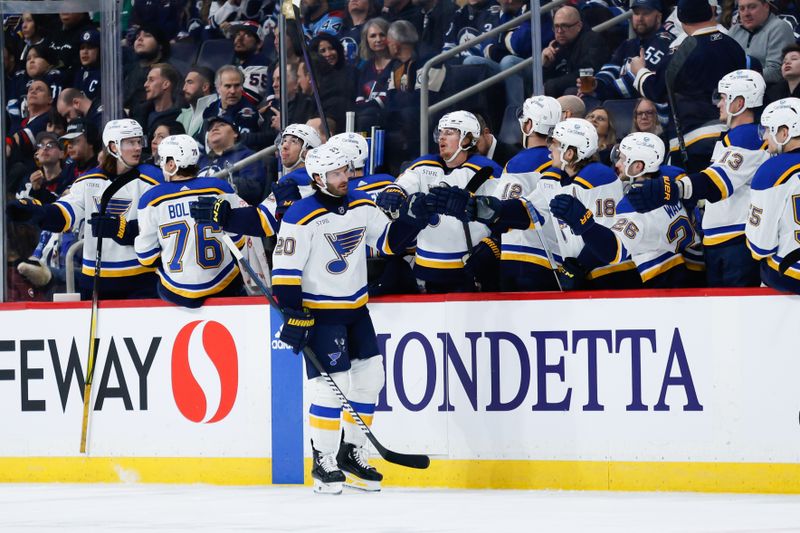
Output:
[
  {"xmin": 80, "ymin": 171, "xmax": 141, "ymax": 454},
  {"xmin": 220, "ymin": 233, "xmax": 430, "ymax": 470},
  {"xmin": 462, "ymin": 166, "xmax": 495, "ymax": 262},
  {"xmin": 664, "ymin": 36, "xmax": 697, "ymax": 169}
]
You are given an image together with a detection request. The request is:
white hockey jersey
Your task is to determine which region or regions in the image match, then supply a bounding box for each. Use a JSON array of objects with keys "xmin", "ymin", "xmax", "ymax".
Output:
[
  {"xmin": 394, "ymin": 154, "xmax": 501, "ymax": 281},
  {"xmin": 746, "ymin": 152, "xmax": 800, "ymax": 280},
  {"xmin": 135, "ymin": 177, "xmax": 246, "ymax": 303},
  {"xmin": 52, "ymin": 164, "xmax": 162, "ymax": 279},
  {"xmin": 696, "ymin": 123, "xmax": 769, "ymax": 246}
]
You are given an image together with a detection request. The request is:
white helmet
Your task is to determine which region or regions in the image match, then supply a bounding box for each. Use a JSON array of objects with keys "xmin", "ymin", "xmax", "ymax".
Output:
[
  {"xmin": 518, "ymin": 96, "xmax": 562, "ymax": 139},
  {"xmin": 158, "ymin": 134, "xmax": 200, "ymax": 180},
  {"xmin": 102, "ymin": 119, "xmax": 144, "ymax": 160},
  {"xmin": 305, "ymin": 144, "xmax": 352, "ymax": 196},
  {"xmin": 717, "ymin": 69, "xmax": 765, "ymax": 123},
  {"xmin": 616, "ymin": 132, "xmax": 665, "ymax": 179},
  {"xmin": 761, "ymin": 98, "xmax": 800, "ymax": 150},
  {"xmin": 434, "ymin": 110, "xmax": 481, "ymax": 163},
  {"xmin": 551, "ymin": 118, "xmax": 598, "ymax": 166},
  {"xmin": 328, "ymin": 132, "xmax": 369, "ymax": 170},
  {"xmin": 277, "ymin": 123, "xmax": 322, "ymax": 171}
]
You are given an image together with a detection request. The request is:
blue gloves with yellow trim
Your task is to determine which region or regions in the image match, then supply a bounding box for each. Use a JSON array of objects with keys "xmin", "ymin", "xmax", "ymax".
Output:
[
  {"xmin": 6, "ymin": 199, "xmax": 44, "ymax": 224},
  {"xmin": 190, "ymin": 196, "xmax": 231, "ymax": 227},
  {"xmin": 549, "ymin": 194, "xmax": 595, "ymax": 236},
  {"xmin": 396, "ymin": 192, "xmax": 436, "ymax": 230},
  {"xmin": 627, "ymin": 175, "xmax": 683, "ymax": 213},
  {"xmin": 272, "ymin": 178, "xmax": 301, "ymax": 218},
  {"xmin": 557, "ymin": 257, "xmax": 589, "ymax": 291},
  {"xmin": 280, "ymin": 307, "xmax": 314, "ymax": 354},
  {"xmin": 375, "ymin": 185, "xmax": 407, "ymax": 218},
  {"xmin": 88, "ymin": 213, "xmax": 138, "ymax": 245}
]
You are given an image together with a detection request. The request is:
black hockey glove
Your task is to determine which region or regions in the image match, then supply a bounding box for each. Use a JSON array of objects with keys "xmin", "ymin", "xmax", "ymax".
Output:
[
  {"xmin": 464, "ymin": 236, "xmax": 501, "ymax": 280},
  {"xmin": 6, "ymin": 199, "xmax": 44, "ymax": 224},
  {"xmin": 88, "ymin": 213, "xmax": 138, "ymax": 245},
  {"xmin": 272, "ymin": 178, "xmax": 301, "ymax": 218},
  {"xmin": 466, "ymin": 195, "xmax": 503, "ymax": 225},
  {"xmin": 426, "ymin": 185, "xmax": 471, "ymax": 220},
  {"xmin": 557, "ymin": 257, "xmax": 589, "ymax": 291},
  {"xmin": 549, "ymin": 194, "xmax": 595, "ymax": 236},
  {"xmin": 375, "ymin": 186, "xmax": 407, "ymax": 218},
  {"xmin": 397, "ymin": 192, "xmax": 436, "ymax": 230},
  {"xmin": 190, "ymin": 196, "xmax": 231, "ymax": 227},
  {"xmin": 279, "ymin": 307, "xmax": 315, "ymax": 354},
  {"xmin": 627, "ymin": 175, "xmax": 683, "ymax": 213}
]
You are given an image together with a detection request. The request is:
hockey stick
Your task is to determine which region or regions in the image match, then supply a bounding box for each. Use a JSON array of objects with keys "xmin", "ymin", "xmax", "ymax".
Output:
[
  {"xmin": 664, "ymin": 36, "xmax": 697, "ymax": 169},
  {"xmin": 779, "ymin": 248, "xmax": 800, "ymax": 275},
  {"xmin": 289, "ymin": 0, "xmax": 331, "ymax": 139},
  {"xmin": 461, "ymin": 166, "xmax": 494, "ymax": 260},
  {"xmin": 79, "ymin": 171, "xmax": 141, "ymax": 454},
  {"xmin": 523, "ymin": 199, "xmax": 563, "ymax": 292},
  {"xmin": 219, "ymin": 233, "xmax": 430, "ymax": 470}
]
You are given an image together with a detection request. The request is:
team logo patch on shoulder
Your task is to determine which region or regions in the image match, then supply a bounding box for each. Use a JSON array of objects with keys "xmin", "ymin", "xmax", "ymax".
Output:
[
  {"xmin": 325, "ymin": 227, "xmax": 366, "ymax": 274},
  {"xmin": 93, "ymin": 196, "xmax": 132, "ymax": 216}
]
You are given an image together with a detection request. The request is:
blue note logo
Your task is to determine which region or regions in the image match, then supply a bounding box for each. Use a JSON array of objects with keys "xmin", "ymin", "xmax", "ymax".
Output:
[
  {"xmin": 328, "ymin": 338, "xmax": 346, "ymax": 366},
  {"xmin": 93, "ymin": 196, "xmax": 132, "ymax": 216},
  {"xmin": 325, "ymin": 227, "xmax": 366, "ymax": 274}
]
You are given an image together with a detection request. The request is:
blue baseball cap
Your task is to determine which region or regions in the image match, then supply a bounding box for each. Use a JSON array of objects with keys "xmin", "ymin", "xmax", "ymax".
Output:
[
  {"xmin": 631, "ymin": 0, "xmax": 662, "ymax": 11},
  {"xmin": 80, "ymin": 28, "xmax": 100, "ymax": 48}
]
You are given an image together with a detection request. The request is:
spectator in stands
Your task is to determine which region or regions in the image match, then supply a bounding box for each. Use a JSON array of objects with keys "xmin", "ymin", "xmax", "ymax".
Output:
[
  {"xmin": 465, "ymin": 0, "xmax": 549, "ymax": 110},
  {"xmin": 231, "ymin": 20, "xmax": 269, "ymax": 68},
  {"xmin": 6, "ymin": 222, "xmax": 48, "ymax": 302},
  {"xmin": 203, "ymin": 65, "xmax": 263, "ymax": 144},
  {"xmin": 381, "ymin": 0, "xmax": 419, "ymax": 26},
  {"xmin": 123, "ymin": 25, "xmax": 171, "ymax": 114},
  {"xmin": 582, "ymin": 0, "xmax": 672, "ymax": 126},
  {"xmin": 198, "ymin": 115, "xmax": 267, "ymax": 205},
  {"xmin": 73, "ymin": 28, "xmax": 101, "ymax": 103},
  {"xmin": 384, "ymin": 20, "xmax": 420, "ymax": 167},
  {"xmin": 148, "ymin": 121, "xmax": 186, "ymax": 165},
  {"xmin": 408, "ymin": 0, "xmax": 456, "ymax": 60},
  {"xmin": 46, "ymin": 108, "xmax": 67, "ymax": 138},
  {"xmin": 19, "ymin": 13, "xmax": 53, "ymax": 64},
  {"xmin": 56, "ymin": 118, "xmax": 100, "ymax": 192},
  {"xmin": 273, "ymin": 23, "xmax": 304, "ymax": 68},
  {"xmin": 309, "ymin": 33, "xmax": 357, "ymax": 128},
  {"xmin": 130, "ymin": 0, "xmax": 188, "ymax": 42},
  {"xmin": 341, "ymin": 0, "xmax": 378, "ymax": 64},
  {"xmin": 132, "ymin": 63, "xmax": 183, "ymax": 137},
  {"xmin": 177, "ymin": 66, "xmax": 217, "ymax": 137},
  {"xmin": 443, "ymin": 0, "xmax": 501, "ymax": 62},
  {"xmin": 56, "ymin": 88, "xmax": 102, "ymax": 131},
  {"xmin": 558, "ymin": 94, "xmax": 586, "ymax": 119},
  {"xmin": 729, "ymin": 0, "xmax": 794, "ymax": 84},
  {"xmin": 632, "ymin": 97, "xmax": 664, "ymax": 139},
  {"xmin": 48, "ymin": 13, "xmax": 94, "ymax": 80},
  {"xmin": 259, "ymin": 62, "xmax": 315, "ymax": 143},
  {"xmin": 355, "ymin": 18, "xmax": 392, "ymax": 131},
  {"xmin": 26, "ymin": 131, "xmax": 65, "ymax": 203},
  {"xmin": 10, "ymin": 79, "xmax": 53, "ymax": 157},
  {"xmin": 9, "ymin": 44, "xmax": 65, "ymax": 121},
  {"xmin": 542, "ymin": 5, "xmax": 609, "ymax": 98},
  {"xmin": 586, "ymin": 107, "xmax": 617, "ymax": 165},
  {"xmin": 306, "ymin": 116, "xmax": 336, "ymax": 142},
  {"xmin": 765, "ymin": 45, "xmax": 800, "ymax": 104}
]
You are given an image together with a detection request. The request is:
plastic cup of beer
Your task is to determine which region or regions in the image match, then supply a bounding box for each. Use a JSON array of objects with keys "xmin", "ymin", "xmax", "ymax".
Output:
[{"xmin": 579, "ymin": 68, "xmax": 595, "ymax": 93}]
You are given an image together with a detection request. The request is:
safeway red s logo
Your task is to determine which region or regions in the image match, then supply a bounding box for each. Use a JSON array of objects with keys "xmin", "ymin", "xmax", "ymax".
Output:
[{"xmin": 172, "ymin": 320, "xmax": 238, "ymax": 423}]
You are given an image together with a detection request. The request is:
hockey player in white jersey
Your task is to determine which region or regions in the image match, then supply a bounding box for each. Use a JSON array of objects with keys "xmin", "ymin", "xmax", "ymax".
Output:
[
  {"xmin": 328, "ymin": 132, "xmax": 396, "ymax": 199},
  {"xmin": 550, "ymin": 132, "xmax": 699, "ymax": 288},
  {"xmin": 493, "ymin": 95, "xmax": 561, "ymax": 291},
  {"xmin": 136, "ymin": 135, "xmax": 246, "ymax": 307},
  {"xmin": 375, "ymin": 110, "xmax": 502, "ymax": 293},
  {"xmin": 428, "ymin": 117, "xmax": 638, "ymax": 289},
  {"xmin": 746, "ymin": 98, "xmax": 800, "ymax": 293},
  {"xmin": 272, "ymin": 144, "xmax": 431, "ymax": 494},
  {"xmin": 628, "ymin": 69, "xmax": 770, "ymax": 286},
  {"xmin": 7, "ymin": 118, "xmax": 163, "ymax": 299}
]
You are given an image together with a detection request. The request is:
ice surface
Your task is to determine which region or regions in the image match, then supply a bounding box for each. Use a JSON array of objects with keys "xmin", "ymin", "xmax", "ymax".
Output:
[{"xmin": 1, "ymin": 484, "xmax": 799, "ymax": 532}]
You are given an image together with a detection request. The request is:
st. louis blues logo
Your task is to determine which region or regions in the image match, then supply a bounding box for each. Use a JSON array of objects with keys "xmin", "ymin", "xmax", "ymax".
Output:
[
  {"xmin": 93, "ymin": 196, "xmax": 132, "ymax": 216},
  {"xmin": 325, "ymin": 227, "xmax": 366, "ymax": 274},
  {"xmin": 328, "ymin": 338, "xmax": 346, "ymax": 366}
]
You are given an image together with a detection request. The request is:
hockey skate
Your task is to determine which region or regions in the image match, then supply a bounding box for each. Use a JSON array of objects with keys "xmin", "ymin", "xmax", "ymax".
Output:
[
  {"xmin": 337, "ymin": 442, "xmax": 383, "ymax": 492},
  {"xmin": 312, "ymin": 446, "xmax": 345, "ymax": 494}
]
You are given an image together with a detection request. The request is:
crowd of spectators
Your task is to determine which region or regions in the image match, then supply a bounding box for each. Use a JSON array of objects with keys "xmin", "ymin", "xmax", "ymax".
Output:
[{"xmin": 5, "ymin": 0, "xmax": 800, "ymax": 301}]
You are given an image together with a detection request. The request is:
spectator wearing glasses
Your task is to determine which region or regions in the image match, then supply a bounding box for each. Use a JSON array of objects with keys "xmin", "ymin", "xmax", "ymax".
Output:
[
  {"xmin": 632, "ymin": 97, "xmax": 665, "ymax": 141},
  {"xmin": 542, "ymin": 5, "xmax": 609, "ymax": 98},
  {"xmin": 729, "ymin": 0, "xmax": 794, "ymax": 84},
  {"xmin": 26, "ymin": 131, "xmax": 65, "ymax": 202},
  {"xmin": 764, "ymin": 44, "xmax": 800, "ymax": 105}
]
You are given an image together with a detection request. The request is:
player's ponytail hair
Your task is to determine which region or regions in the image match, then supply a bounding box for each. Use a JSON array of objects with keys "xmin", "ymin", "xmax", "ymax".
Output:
[{"xmin": 101, "ymin": 148, "xmax": 118, "ymax": 176}]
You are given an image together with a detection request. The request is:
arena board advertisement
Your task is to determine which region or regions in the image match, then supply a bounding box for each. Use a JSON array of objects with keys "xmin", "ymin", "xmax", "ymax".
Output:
[{"xmin": 1, "ymin": 290, "xmax": 800, "ymax": 492}]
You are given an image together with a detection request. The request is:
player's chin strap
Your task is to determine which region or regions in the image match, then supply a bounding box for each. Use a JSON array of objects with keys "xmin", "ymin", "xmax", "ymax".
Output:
[
  {"xmin": 444, "ymin": 134, "xmax": 476, "ymax": 165},
  {"xmin": 625, "ymin": 160, "xmax": 648, "ymax": 180},
  {"xmin": 725, "ymin": 95, "xmax": 747, "ymax": 129},
  {"xmin": 283, "ymin": 146, "xmax": 309, "ymax": 173}
]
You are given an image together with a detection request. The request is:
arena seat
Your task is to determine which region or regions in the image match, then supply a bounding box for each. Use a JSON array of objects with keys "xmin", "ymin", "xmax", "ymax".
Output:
[
  {"xmin": 498, "ymin": 105, "xmax": 521, "ymax": 146},
  {"xmin": 602, "ymin": 98, "xmax": 638, "ymax": 139},
  {"xmin": 196, "ymin": 39, "xmax": 234, "ymax": 73},
  {"xmin": 169, "ymin": 40, "xmax": 198, "ymax": 78}
]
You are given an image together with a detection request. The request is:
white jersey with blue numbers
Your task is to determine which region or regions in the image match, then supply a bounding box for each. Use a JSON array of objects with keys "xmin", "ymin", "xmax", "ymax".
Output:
[
  {"xmin": 746, "ymin": 152, "xmax": 800, "ymax": 280},
  {"xmin": 695, "ymin": 123, "xmax": 769, "ymax": 246},
  {"xmin": 272, "ymin": 193, "xmax": 398, "ymax": 314},
  {"xmin": 53, "ymin": 165, "xmax": 162, "ymax": 278},
  {"xmin": 394, "ymin": 154, "xmax": 502, "ymax": 274},
  {"xmin": 528, "ymin": 162, "xmax": 632, "ymax": 278},
  {"xmin": 609, "ymin": 194, "xmax": 698, "ymax": 283},
  {"xmin": 135, "ymin": 177, "xmax": 246, "ymax": 301},
  {"xmin": 492, "ymin": 146, "xmax": 553, "ymax": 269}
]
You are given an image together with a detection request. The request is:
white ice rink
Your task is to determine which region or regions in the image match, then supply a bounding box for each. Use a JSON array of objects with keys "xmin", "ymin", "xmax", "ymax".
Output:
[{"xmin": 1, "ymin": 484, "xmax": 799, "ymax": 532}]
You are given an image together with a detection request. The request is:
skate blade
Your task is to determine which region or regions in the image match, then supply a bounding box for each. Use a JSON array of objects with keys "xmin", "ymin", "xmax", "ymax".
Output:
[
  {"xmin": 313, "ymin": 479, "xmax": 343, "ymax": 495},
  {"xmin": 344, "ymin": 473, "xmax": 381, "ymax": 492}
]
